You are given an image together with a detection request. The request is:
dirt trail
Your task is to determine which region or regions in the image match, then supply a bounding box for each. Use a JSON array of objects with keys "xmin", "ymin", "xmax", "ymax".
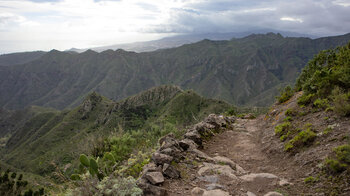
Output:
[
  {"xmin": 204, "ymin": 118, "xmax": 267, "ymax": 172},
  {"xmin": 164, "ymin": 117, "xmax": 305, "ymax": 196}
]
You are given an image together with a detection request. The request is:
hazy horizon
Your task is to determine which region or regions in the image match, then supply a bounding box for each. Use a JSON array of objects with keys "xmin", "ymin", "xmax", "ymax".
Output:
[{"xmin": 1, "ymin": 0, "xmax": 350, "ymax": 54}]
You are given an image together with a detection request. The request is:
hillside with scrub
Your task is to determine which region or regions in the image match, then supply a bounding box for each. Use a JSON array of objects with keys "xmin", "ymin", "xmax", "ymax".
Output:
[
  {"xmin": 61, "ymin": 42, "xmax": 350, "ymax": 195},
  {"xmin": 0, "ymin": 41, "xmax": 349, "ymax": 195}
]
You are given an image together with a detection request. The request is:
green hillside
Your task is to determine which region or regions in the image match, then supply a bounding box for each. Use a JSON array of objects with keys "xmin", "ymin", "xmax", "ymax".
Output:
[
  {"xmin": 1, "ymin": 33, "xmax": 349, "ymax": 110},
  {"xmin": 0, "ymin": 85, "xmax": 230, "ymax": 177}
]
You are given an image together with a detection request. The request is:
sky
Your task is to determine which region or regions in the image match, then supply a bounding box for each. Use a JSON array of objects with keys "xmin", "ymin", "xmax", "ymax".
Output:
[{"xmin": 0, "ymin": 0, "xmax": 350, "ymax": 54}]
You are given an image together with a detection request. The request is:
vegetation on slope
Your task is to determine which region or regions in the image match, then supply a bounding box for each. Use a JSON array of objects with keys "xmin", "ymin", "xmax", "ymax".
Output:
[
  {"xmin": 271, "ymin": 42, "xmax": 350, "ymax": 195},
  {"xmin": 0, "ymin": 85, "xmax": 230, "ymax": 192},
  {"xmin": 1, "ymin": 33, "xmax": 349, "ymax": 110}
]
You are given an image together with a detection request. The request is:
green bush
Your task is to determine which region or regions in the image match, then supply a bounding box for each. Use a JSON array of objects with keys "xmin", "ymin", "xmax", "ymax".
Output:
[
  {"xmin": 284, "ymin": 128, "xmax": 316, "ymax": 152},
  {"xmin": 285, "ymin": 108, "xmax": 296, "ymax": 116},
  {"xmin": 324, "ymin": 144, "xmax": 350, "ymax": 175},
  {"xmin": 225, "ymin": 107, "xmax": 236, "ymax": 116},
  {"xmin": 274, "ymin": 122, "xmax": 291, "ymax": 136},
  {"xmin": 313, "ymin": 98, "xmax": 329, "ymax": 109},
  {"xmin": 333, "ymin": 90, "xmax": 350, "ymax": 116},
  {"xmin": 325, "ymin": 158, "xmax": 347, "ymax": 174},
  {"xmin": 283, "ymin": 116, "xmax": 292, "ymax": 122},
  {"xmin": 277, "ymin": 86, "xmax": 294, "ymax": 103},
  {"xmin": 334, "ymin": 144, "xmax": 350, "ymax": 164},
  {"xmin": 295, "ymin": 42, "xmax": 350, "ymax": 109},
  {"xmin": 297, "ymin": 93, "xmax": 315, "ymax": 106},
  {"xmin": 304, "ymin": 176, "xmax": 318, "ymax": 184},
  {"xmin": 72, "ymin": 175, "xmax": 142, "ymax": 196}
]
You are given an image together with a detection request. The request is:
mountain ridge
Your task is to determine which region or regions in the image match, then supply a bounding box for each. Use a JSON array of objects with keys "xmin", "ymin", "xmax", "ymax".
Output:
[
  {"xmin": 0, "ymin": 33, "xmax": 349, "ymax": 110},
  {"xmin": 0, "ymin": 85, "xmax": 230, "ymax": 175}
]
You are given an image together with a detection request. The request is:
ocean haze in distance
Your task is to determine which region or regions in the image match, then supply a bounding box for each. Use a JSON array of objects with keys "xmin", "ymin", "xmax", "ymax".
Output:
[
  {"xmin": 67, "ymin": 29, "xmax": 318, "ymax": 53},
  {"xmin": 0, "ymin": 0, "xmax": 350, "ymax": 54}
]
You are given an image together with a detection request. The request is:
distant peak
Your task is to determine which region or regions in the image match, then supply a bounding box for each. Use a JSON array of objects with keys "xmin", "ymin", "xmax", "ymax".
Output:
[
  {"xmin": 82, "ymin": 49, "xmax": 98, "ymax": 55},
  {"xmin": 50, "ymin": 49, "xmax": 60, "ymax": 52}
]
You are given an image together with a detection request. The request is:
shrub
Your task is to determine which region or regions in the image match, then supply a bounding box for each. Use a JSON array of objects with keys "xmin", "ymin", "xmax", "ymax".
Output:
[
  {"xmin": 274, "ymin": 122, "xmax": 291, "ymax": 136},
  {"xmin": 72, "ymin": 175, "xmax": 142, "ymax": 196},
  {"xmin": 297, "ymin": 93, "xmax": 315, "ymax": 106},
  {"xmin": 280, "ymin": 135, "xmax": 288, "ymax": 142},
  {"xmin": 333, "ymin": 91, "xmax": 350, "ymax": 116},
  {"xmin": 324, "ymin": 158, "xmax": 347, "ymax": 174},
  {"xmin": 277, "ymin": 86, "xmax": 294, "ymax": 103},
  {"xmin": 225, "ymin": 107, "xmax": 236, "ymax": 116},
  {"xmin": 295, "ymin": 42, "xmax": 350, "ymax": 110},
  {"xmin": 284, "ymin": 128, "xmax": 316, "ymax": 152},
  {"xmin": 285, "ymin": 108, "xmax": 296, "ymax": 116},
  {"xmin": 334, "ymin": 144, "xmax": 350, "ymax": 164},
  {"xmin": 304, "ymin": 176, "xmax": 318, "ymax": 184},
  {"xmin": 324, "ymin": 144, "xmax": 350, "ymax": 175},
  {"xmin": 313, "ymin": 98, "xmax": 329, "ymax": 109},
  {"xmin": 322, "ymin": 127, "xmax": 333, "ymax": 135},
  {"xmin": 283, "ymin": 116, "xmax": 292, "ymax": 122}
]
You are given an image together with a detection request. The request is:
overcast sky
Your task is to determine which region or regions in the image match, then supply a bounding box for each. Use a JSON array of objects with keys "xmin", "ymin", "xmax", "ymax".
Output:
[{"xmin": 0, "ymin": 0, "xmax": 350, "ymax": 54}]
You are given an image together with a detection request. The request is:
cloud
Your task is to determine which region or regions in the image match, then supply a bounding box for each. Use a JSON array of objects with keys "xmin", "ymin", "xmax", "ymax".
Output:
[
  {"xmin": 280, "ymin": 17, "xmax": 303, "ymax": 23},
  {"xmin": 143, "ymin": 0, "xmax": 350, "ymax": 36},
  {"xmin": 0, "ymin": 0, "xmax": 349, "ymax": 53}
]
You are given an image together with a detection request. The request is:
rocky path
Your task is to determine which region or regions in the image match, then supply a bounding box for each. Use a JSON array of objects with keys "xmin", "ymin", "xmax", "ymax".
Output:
[
  {"xmin": 139, "ymin": 114, "xmax": 305, "ymax": 196},
  {"xmin": 163, "ymin": 117, "xmax": 294, "ymax": 196}
]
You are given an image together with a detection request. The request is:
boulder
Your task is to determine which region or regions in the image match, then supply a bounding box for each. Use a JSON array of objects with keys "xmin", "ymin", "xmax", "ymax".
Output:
[
  {"xmin": 162, "ymin": 163, "xmax": 180, "ymax": 179},
  {"xmin": 198, "ymin": 162, "xmax": 238, "ymax": 180},
  {"xmin": 141, "ymin": 162, "xmax": 161, "ymax": 174},
  {"xmin": 224, "ymin": 116, "xmax": 236, "ymax": 124},
  {"xmin": 160, "ymin": 147, "xmax": 182, "ymax": 158},
  {"xmin": 191, "ymin": 187, "xmax": 231, "ymax": 196},
  {"xmin": 179, "ymin": 138, "xmax": 198, "ymax": 151},
  {"xmin": 264, "ymin": 192, "xmax": 283, "ymax": 196},
  {"xmin": 152, "ymin": 152, "xmax": 173, "ymax": 165},
  {"xmin": 159, "ymin": 133, "xmax": 175, "ymax": 145},
  {"xmin": 194, "ymin": 122, "xmax": 216, "ymax": 136},
  {"xmin": 138, "ymin": 178, "xmax": 167, "ymax": 196},
  {"xmin": 191, "ymin": 149, "xmax": 214, "ymax": 162},
  {"xmin": 204, "ymin": 114, "xmax": 227, "ymax": 128},
  {"xmin": 204, "ymin": 189, "xmax": 230, "ymax": 196},
  {"xmin": 159, "ymin": 134, "xmax": 181, "ymax": 151},
  {"xmin": 213, "ymin": 156, "xmax": 236, "ymax": 170},
  {"xmin": 145, "ymin": 172, "xmax": 165, "ymax": 185},
  {"xmin": 184, "ymin": 130, "xmax": 202, "ymax": 146},
  {"xmin": 239, "ymin": 173, "xmax": 278, "ymax": 182},
  {"xmin": 243, "ymin": 113, "xmax": 255, "ymax": 119},
  {"xmin": 247, "ymin": 191, "xmax": 257, "ymax": 196},
  {"xmin": 191, "ymin": 187, "xmax": 205, "ymax": 196},
  {"xmin": 279, "ymin": 178, "xmax": 292, "ymax": 186}
]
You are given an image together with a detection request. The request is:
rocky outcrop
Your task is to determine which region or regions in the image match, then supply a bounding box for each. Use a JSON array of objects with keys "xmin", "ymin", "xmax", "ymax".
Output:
[{"xmin": 137, "ymin": 114, "xmax": 236, "ymax": 196}]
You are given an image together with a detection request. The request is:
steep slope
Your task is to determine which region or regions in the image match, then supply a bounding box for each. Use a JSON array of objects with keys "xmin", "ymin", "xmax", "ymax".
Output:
[
  {"xmin": 1, "ymin": 33, "xmax": 350, "ymax": 110},
  {"xmin": 0, "ymin": 106, "xmax": 57, "ymax": 149},
  {"xmin": 0, "ymin": 51, "xmax": 45, "ymax": 66},
  {"xmin": 0, "ymin": 85, "xmax": 230, "ymax": 176}
]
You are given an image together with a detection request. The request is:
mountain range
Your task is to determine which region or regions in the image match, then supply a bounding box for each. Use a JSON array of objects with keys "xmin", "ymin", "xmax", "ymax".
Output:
[
  {"xmin": 69, "ymin": 30, "xmax": 317, "ymax": 53},
  {"xmin": 1, "ymin": 33, "xmax": 349, "ymax": 110}
]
